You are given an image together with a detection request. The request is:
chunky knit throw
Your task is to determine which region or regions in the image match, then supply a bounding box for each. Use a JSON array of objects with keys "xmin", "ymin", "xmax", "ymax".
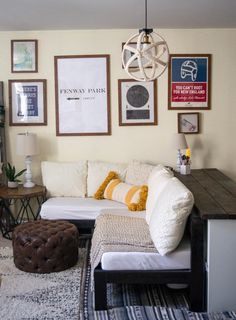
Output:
[{"xmin": 90, "ymin": 213, "xmax": 157, "ymax": 284}]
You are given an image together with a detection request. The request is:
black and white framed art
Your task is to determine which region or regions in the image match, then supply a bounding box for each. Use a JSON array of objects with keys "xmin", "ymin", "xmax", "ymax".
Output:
[{"xmin": 118, "ymin": 79, "xmax": 157, "ymax": 126}]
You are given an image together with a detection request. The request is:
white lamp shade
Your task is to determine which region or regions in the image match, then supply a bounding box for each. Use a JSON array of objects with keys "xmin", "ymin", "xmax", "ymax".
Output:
[
  {"xmin": 172, "ymin": 133, "xmax": 188, "ymax": 150},
  {"xmin": 17, "ymin": 133, "xmax": 38, "ymax": 156}
]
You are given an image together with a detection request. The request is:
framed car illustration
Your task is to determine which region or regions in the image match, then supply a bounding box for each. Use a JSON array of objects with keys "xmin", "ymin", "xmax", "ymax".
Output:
[{"xmin": 168, "ymin": 54, "xmax": 211, "ymax": 110}]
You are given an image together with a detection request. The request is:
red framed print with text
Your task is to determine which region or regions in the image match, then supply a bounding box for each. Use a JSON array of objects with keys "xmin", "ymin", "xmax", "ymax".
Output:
[{"xmin": 168, "ymin": 54, "xmax": 211, "ymax": 110}]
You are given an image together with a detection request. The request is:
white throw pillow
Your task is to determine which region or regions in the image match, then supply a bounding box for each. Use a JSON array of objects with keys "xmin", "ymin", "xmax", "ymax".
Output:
[
  {"xmin": 149, "ymin": 177, "xmax": 194, "ymax": 256},
  {"xmin": 41, "ymin": 161, "xmax": 87, "ymax": 197},
  {"xmin": 87, "ymin": 161, "xmax": 127, "ymax": 197},
  {"xmin": 145, "ymin": 165, "xmax": 173, "ymax": 224},
  {"xmin": 125, "ymin": 160, "xmax": 156, "ymax": 186}
]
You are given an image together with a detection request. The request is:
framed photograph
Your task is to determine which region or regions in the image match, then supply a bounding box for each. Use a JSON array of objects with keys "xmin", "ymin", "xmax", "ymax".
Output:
[
  {"xmin": 55, "ymin": 55, "xmax": 111, "ymax": 136},
  {"xmin": 178, "ymin": 112, "xmax": 200, "ymax": 134},
  {"xmin": 11, "ymin": 40, "xmax": 38, "ymax": 73},
  {"xmin": 9, "ymin": 79, "xmax": 47, "ymax": 126},
  {"xmin": 118, "ymin": 79, "xmax": 157, "ymax": 126},
  {"xmin": 168, "ymin": 54, "xmax": 211, "ymax": 110}
]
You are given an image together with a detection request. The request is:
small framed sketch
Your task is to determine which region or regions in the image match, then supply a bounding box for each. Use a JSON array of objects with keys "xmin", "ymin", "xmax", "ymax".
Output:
[
  {"xmin": 178, "ymin": 112, "xmax": 199, "ymax": 134},
  {"xmin": 9, "ymin": 79, "xmax": 47, "ymax": 126},
  {"xmin": 11, "ymin": 40, "xmax": 38, "ymax": 73},
  {"xmin": 118, "ymin": 79, "xmax": 157, "ymax": 126},
  {"xmin": 168, "ymin": 54, "xmax": 211, "ymax": 110}
]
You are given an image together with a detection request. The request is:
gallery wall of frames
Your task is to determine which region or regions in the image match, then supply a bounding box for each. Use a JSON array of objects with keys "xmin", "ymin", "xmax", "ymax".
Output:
[{"xmin": 0, "ymin": 28, "xmax": 234, "ymax": 181}]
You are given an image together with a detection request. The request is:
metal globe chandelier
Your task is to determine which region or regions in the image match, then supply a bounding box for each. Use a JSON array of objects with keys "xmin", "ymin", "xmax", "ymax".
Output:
[{"xmin": 122, "ymin": 0, "xmax": 169, "ymax": 82}]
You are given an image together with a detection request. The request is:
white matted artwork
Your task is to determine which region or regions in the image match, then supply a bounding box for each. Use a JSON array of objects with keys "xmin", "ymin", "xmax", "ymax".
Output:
[
  {"xmin": 9, "ymin": 79, "xmax": 47, "ymax": 126},
  {"xmin": 11, "ymin": 40, "xmax": 38, "ymax": 73},
  {"xmin": 118, "ymin": 79, "xmax": 157, "ymax": 126},
  {"xmin": 55, "ymin": 55, "xmax": 111, "ymax": 136}
]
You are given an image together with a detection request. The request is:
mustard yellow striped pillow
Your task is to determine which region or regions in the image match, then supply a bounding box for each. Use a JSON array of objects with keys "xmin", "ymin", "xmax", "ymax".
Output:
[{"xmin": 104, "ymin": 178, "xmax": 148, "ymax": 211}]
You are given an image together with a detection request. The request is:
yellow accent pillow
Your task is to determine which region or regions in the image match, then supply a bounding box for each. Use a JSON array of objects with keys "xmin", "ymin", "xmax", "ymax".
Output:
[
  {"xmin": 104, "ymin": 178, "xmax": 148, "ymax": 211},
  {"xmin": 94, "ymin": 171, "xmax": 118, "ymax": 200}
]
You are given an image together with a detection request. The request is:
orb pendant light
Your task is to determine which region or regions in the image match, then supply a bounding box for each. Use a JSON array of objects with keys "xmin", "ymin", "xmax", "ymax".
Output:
[{"xmin": 122, "ymin": 0, "xmax": 169, "ymax": 82}]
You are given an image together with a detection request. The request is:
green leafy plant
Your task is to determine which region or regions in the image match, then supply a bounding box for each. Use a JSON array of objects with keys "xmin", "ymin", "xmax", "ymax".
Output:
[{"xmin": 2, "ymin": 162, "xmax": 26, "ymax": 182}]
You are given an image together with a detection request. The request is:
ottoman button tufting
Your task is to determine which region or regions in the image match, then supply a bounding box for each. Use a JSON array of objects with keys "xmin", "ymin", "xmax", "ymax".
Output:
[{"xmin": 12, "ymin": 220, "xmax": 79, "ymax": 273}]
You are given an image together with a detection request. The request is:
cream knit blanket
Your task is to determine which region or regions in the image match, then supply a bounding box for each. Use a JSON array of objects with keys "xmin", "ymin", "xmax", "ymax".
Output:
[{"xmin": 90, "ymin": 213, "xmax": 157, "ymax": 277}]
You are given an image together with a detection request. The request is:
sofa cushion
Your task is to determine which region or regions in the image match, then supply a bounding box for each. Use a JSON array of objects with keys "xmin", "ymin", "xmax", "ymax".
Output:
[
  {"xmin": 87, "ymin": 161, "xmax": 127, "ymax": 197},
  {"xmin": 41, "ymin": 161, "xmax": 87, "ymax": 197},
  {"xmin": 149, "ymin": 177, "xmax": 194, "ymax": 255},
  {"xmin": 125, "ymin": 160, "xmax": 156, "ymax": 186},
  {"xmin": 145, "ymin": 165, "xmax": 173, "ymax": 224},
  {"xmin": 103, "ymin": 178, "xmax": 148, "ymax": 211},
  {"xmin": 101, "ymin": 236, "xmax": 190, "ymax": 270},
  {"xmin": 40, "ymin": 198, "xmax": 145, "ymax": 220},
  {"xmin": 40, "ymin": 198, "xmax": 126, "ymax": 220}
]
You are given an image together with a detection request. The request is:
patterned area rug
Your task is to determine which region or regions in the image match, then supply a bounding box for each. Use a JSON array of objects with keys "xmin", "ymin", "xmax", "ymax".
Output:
[
  {"xmin": 0, "ymin": 240, "xmax": 88, "ymax": 320},
  {"xmin": 1, "ymin": 239, "xmax": 236, "ymax": 320},
  {"xmin": 80, "ymin": 240, "xmax": 236, "ymax": 320}
]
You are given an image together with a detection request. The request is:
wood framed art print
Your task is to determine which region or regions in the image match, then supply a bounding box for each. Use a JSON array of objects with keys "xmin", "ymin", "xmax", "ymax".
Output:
[
  {"xmin": 178, "ymin": 112, "xmax": 199, "ymax": 134},
  {"xmin": 168, "ymin": 54, "xmax": 211, "ymax": 110},
  {"xmin": 118, "ymin": 79, "xmax": 157, "ymax": 126},
  {"xmin": 11, "ymin": 40, "xmax": 38, "ymax": 73},
  {"xmin": 55, "ymin": 55, "xmax": 111, "ymax": 136},
  {"xmin": 9, "ymin": 79, "xmax": 47, "ymax": 126}
]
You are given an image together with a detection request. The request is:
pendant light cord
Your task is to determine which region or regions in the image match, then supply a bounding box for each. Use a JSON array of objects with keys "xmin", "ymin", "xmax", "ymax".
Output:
[{"xmin": 145, "ymin": 0, "xmax": 147, "ymax": 29}]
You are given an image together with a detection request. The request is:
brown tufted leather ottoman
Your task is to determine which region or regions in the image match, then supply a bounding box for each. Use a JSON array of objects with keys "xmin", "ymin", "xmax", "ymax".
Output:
[{"xmin": 12, "ymin": 220, "xmax": 79, "ymax": 273}]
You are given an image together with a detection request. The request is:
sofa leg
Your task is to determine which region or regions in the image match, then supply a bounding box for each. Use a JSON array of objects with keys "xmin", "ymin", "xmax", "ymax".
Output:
[
  {"xmin": 94, "ymin": 272, "xmax": 107, "ymax": 310},
  {"xmin": 189, "ymin": 284, "xmax": 205, "ymax": 312},
  {"xmin": 189, "ymin": 212, "xmax": 205, "ymax": 312}
]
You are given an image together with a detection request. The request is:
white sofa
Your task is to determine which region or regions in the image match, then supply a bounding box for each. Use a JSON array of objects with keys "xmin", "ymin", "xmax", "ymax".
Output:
[
  {"xmin": 39, "ymin": 160, "xmax": 205, "ymax": 312},
  {"xmin": 40, "ymin": 160, "xmax": 154, "ymax": 227}
]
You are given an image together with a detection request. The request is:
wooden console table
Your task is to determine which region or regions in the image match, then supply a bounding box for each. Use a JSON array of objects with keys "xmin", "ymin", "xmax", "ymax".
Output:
[
  {"xmin": 176, "ymin": 168, "xmax": 236, "ymax": 312},
  {"xmin": 0, "ymin": 185, "xmax": 46, "ymax": 239}
]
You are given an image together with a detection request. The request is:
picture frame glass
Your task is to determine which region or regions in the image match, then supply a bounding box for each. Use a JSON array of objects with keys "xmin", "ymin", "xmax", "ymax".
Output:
[
  {"xmin": 168, "ymin": 54, "xmax": 211, "ymax": 110},
  {"xmin": 119, "ymin": 80, "xmax": 157, "ymax": 126},
  {"xmin": 9, "ymin": 80, "xmax": 46, "ymax": 126},
  {"xmin": 12, "ymin": 40, "xmax": 37, "ymax": 72},
  {"xmin": 178, "ymin": 113, "xmax": 199, "ymax": 134}
]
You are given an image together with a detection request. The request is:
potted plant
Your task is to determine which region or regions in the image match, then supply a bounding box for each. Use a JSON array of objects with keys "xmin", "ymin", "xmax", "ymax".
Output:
[{"xmin": 2, "ymin": 162, "xmax": 26, "ymax": 188}]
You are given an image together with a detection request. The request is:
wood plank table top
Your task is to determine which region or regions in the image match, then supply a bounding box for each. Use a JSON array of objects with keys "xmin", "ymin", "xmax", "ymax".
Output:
[{"xmin": 175, "ymin": 168, "xmax": 236, "ymax": 219}]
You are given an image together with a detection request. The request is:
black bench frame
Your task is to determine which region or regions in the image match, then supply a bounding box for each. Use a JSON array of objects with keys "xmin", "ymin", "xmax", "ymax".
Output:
[{"xmin": 93, "ymin": 207, "xmax": 205, "ymax": 312}]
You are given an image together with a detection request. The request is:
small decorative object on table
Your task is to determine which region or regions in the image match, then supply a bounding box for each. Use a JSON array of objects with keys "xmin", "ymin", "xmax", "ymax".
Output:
[
  {"xmin": 172, "ymin": 133, "xmax": 188, "ymax": 172},
  {"xmin": 2, "ymin": 162, "xmax": 26, "ymax": 188},
  {"xmin": 180, "ymin": 148, "xmax": 191, "ymax": 175}
]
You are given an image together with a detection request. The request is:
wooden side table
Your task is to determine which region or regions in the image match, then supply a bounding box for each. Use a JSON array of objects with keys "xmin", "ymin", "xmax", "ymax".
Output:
[{"xmin": 0, "ymin": 184, "xmax": 46, "ymax": 239}]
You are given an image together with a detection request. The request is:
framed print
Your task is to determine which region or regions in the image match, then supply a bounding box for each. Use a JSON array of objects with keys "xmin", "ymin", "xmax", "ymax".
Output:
[
  {"xmin": 9, "ymin": 79, "xmax": 47, "ymax": 126},
  {"xmin": 168, "ymin": 54, "xmax": 211, "ymax": 110},
  {"xmin": 178, "ymin": 112, "xmax": 199, "ymax": 134},
  {"xmin": 11, "ymin": 40, "xmax": 38, "ymax": 73},
  {"xmin": 118, "ymin": 79, "xmax": 157, "ymax": 126},
  {"xmin": 55, "ymin": 55, "xmax": 111, "ymax": 136}
]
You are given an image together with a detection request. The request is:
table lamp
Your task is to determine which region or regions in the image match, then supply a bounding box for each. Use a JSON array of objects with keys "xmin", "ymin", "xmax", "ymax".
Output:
[
  {"xmin": 16, "ymin": 132, "xmax": 38, "ymax": 188},
  {"xmin": 172, "ymin": 133, "xmax": 188, "ymax": 172}
]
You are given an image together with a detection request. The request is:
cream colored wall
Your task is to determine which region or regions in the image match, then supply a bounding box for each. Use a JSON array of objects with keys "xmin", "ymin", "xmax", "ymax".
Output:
[{"xmin": 0, "ymin": 29, "xmax": 235, "ymax": 183}]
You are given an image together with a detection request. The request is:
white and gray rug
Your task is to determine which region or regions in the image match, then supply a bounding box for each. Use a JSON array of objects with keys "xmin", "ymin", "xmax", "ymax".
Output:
[
  {"xmin": 1, "ymin": 237, "xmax": 236, "ymax": 320},
  {"xmin": 0, "ymin": 243, "xmax": 86, "ymax": 320}
]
